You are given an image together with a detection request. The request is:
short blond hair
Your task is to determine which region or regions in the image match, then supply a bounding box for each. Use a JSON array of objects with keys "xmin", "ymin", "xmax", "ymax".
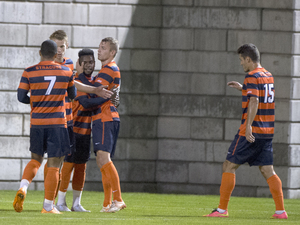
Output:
[{"xmin": 49, "ymin": 30, "xmax": 68, "ymax": 43}]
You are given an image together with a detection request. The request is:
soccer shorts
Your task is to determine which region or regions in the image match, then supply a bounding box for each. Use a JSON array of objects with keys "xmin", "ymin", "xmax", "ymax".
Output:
[
  {"xmin": 30, "ymin": 127, "xmax": 70, "ymax": 158},
  {"xmin": 92, "ymin": 120, "xmax": 120, "ymax": 158},
  {"xmin": 226, "ymin": 133, "xmax": 273, "ymax": 166},
  {"xmin": 68, "ymin": 125, "xmax": 75, "ymax": 155},
  {"xmin": 64, "ymin": 133, "xmax": 91, "ymax": 164}
]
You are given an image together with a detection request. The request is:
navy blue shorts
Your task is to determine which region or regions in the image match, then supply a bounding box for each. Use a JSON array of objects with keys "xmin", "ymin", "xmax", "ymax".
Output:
[
  {"xmin": 30, "ymin": 127, "xmax": 71, "ymax": 158},
  {"xmin": 226, "ymin": 134, "xmax": 273, "ymax": 166},
  {"xmin": 68, "ymin": 126, "xmax": 75, "ymax": 155},
  {"xmin": 92, "ymin": 120, "xmax": 120, "ymax": 158},
  {"xmin": 64, "ymin": 133, "xmax": 91, "ymax": 164}
]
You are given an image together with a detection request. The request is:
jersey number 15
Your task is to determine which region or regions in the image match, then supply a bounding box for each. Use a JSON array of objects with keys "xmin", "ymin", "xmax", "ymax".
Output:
[{"xmin": 264, "ymin": 83, "xmax": 274, "ymax": 103}]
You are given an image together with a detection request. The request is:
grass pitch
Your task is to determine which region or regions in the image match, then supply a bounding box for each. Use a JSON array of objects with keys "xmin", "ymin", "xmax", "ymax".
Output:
[{"xmin": 1, "ymin": 190, "xmax": 299, "ymax": 225}]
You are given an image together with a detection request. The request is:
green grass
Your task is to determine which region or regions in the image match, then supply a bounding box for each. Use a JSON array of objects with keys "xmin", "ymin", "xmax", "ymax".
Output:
[{"xmin": 1, "ymin": 190, "xmax": 299, "ymax": 224}]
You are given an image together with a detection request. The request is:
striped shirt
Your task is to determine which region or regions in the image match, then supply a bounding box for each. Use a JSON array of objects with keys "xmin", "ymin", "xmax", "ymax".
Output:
[
  {"xmin": 18, "ymin": 61, "xmax": 74, "ymax": 128},
  {"xmin": 238, "ymin": 67, "xmax": 275, "ymax": 139},
  {"xmin": 56, "ymin": 57, "xmax": 74, "ymax": 127},
  {"xmin": 92, "ymin": 61, "xmax": 120, "ymax": 122},
  {"xmin": 72, "ymin": 73, "xmax": 93, "ymax": 135}
]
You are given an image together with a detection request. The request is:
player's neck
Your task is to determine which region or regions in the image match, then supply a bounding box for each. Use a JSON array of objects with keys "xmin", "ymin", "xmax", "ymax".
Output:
[
  {"xmin": 250, "ymin": 62, "xmax": 262, "ymax": 71},
  {"xmin": 100, "ymin": 58, "xmax": 114, "ymax": 67}
]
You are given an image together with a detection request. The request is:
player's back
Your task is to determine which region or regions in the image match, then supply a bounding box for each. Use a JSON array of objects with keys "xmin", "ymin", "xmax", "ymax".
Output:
[
  {"xmin": 240, "ymin": 67, "xmax": 275, "ymax": 138},
  {"xmin": 19, "ymin": 61, "xmax": 73, "ymax": 128}
]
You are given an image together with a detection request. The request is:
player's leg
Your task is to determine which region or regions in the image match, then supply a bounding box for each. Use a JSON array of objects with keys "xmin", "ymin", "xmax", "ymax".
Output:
[
  {"xmin": 69, "ymin": 133, "xmax": 91, "ymax": 212},
  {"xmin": 42, "ymin": 156, "xmax": 64, "ymax": 214},
  {"xmin": 42, "ymin": 127, "xmax": 70, "ymax": 214},
  {"xmin": 259, "ymin": 165, "xmax": 287, "ymax": 219},
  {"xmin": 204, "ymin": 134, "xmax": 245, "ymax": 217},
  {"xmin": 71, "ymin": 163, "xmax": 90, "ymax": 212},
  {"xmin": 96, "ymin": 151, "xmax": 114, "ymax": 212},
  {"xmin": 100, "ymin": 166, "xmax": 112, "ymax": 212},
  {"xmin": 56, "ymin": 161, "xmax": 75, "ymax": 211},
  {"xmin": 14, "ymin": 127, "xmax": 45, "ymax": 213},
  {"xmin": 13, "ymin": 153, "xmax": 43, "ymax": 212},
  {"xmin": 96, "ymin": 151, "xmax": 125, "ymax": 213}
]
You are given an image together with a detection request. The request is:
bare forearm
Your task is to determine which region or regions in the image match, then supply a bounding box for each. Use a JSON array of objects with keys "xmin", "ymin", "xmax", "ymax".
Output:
[
  {"xmin": 246, "ymin": 97, "xmax": 259, "ymax": 127},
  {"xmin": 74, "ymin": 80, "xmax": 96, "ymax": 94}
]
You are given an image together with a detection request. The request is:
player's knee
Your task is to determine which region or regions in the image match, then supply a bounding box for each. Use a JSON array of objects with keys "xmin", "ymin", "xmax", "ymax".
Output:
[{"xmin": 222, "ymin": 160, "xmax": 239, "ymax": 173}]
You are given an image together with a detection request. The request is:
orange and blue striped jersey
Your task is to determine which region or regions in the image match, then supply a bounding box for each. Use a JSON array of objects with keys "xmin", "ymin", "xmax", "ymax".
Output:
[
  {"xmin": 55, "ymin": 57, "xmax": 74, "ymax": 127},
  {"xmin": 92, "ymin": 61, "xmax": 120, "ymax": 122},
  {"xmin": 17, "ymin": 61, "xmax": 75, "ymax": 128},
  {"xmin": 72, "ymin": 73, "xmax": 93, "ymax": 135},
  {"xmin": 238, "ymin": 67, "xmax": 275, "ymax": 139}
]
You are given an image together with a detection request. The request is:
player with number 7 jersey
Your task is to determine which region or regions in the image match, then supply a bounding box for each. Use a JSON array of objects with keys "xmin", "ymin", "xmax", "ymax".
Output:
[
  {"xmin": 18, "ymin": 60, "xmax": 75, "ymax": 128},
  {"xmin": 238, "ymin": 67, "xmax": 275, "ymax": 139}
]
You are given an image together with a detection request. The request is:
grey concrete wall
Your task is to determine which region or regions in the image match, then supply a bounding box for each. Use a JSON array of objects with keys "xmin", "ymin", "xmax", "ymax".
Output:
[{"xmin": 0, "ymin": 0, "xmax": 300, "ymax": 199}]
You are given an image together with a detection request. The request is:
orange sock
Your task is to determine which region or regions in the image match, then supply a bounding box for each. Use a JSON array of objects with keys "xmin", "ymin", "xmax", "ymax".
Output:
[
  {"xmin": 59, "ymin": 162, "xmax": 74, "ymax": 192},
  {"xmin": 267, "ymin": 174, "xmax": 285, "ymax": 211},
  {"xmin": 72, "ymin": 163, "xmax": 87, "ymax": 191},
  {"xmin": 100, "ymin": 167, "xmax": 112, "ymax": 207},
  {"xmin": 54, "ymin": 173, "xmax": 62, "ymax": 199},
  {"xmin": 102, "ymin": 161, "xmax": 122, "ymax": 202},
  {"xmin": 218, "ymin": 172, "xmax": 235, "ymax": 210},
  {"xmin": 43, "ymin": 162, "xmax": 48, "ymax": 181},
  {"xmin": 22, "ymin": 159, "xmax": 41, "ymax": 182},
  {"xmin": 44, "ymin": 167, "xmax": 59, "ymax": 201}
]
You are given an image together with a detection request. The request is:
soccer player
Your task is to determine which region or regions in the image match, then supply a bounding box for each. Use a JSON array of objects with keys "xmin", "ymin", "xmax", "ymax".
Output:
[
  {"xmin": 14, "ymin": 40, "xmax": 76, "ymax": 214},
  {"xmin": 56, "ymin": 48, "xmax": 97, "ymax": 212},
  {"xmin": 44, "ymin": 31, "xmax": 113, "ymax": 207},
  {"xmin": 94, "ymin": 37, "xmax": 125, "ymax": 213},
  {"xmin": 77, "ymin": 37, "xmax": 125, "ymax": 213},
  {"xmin": 43, "ymin": 30, "xmax": 75, "ymax": 199},
  {"xmin": 204, "ymin": 44, "xmax": 287, "ymax": 219}
]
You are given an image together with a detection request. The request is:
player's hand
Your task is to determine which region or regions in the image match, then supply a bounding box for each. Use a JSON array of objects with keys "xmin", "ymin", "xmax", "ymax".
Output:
[
  {"xmin": 95, "ymin": 85, "xmax": 113, "ymax": 99},
  {"xmin": 76, "ymin": 59, "xmax": 84, "ymax": 75},
  {"xmin": 110, "ymin": 85, "xmax": 120, "ymax": 108},
  {"xmin": 227, "ymin": 81, "xmax": 242, "ymax": 91},
  {"xmin": 245, "ymin": 125, "xmax": 255, "ymax": 143}
]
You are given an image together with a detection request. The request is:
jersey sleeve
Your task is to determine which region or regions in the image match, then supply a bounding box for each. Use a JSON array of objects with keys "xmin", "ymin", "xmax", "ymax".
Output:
[
  {"xmin": 17, "ymin": 70, "xmax": 30, "ymax": 104},
  {"xmin": 245, "ymin": 75, "xmax": 259, "ymax": 98}
]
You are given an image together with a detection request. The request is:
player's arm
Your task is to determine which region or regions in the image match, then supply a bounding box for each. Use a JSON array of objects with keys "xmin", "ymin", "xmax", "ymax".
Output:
[
  {"xmin": 227, "ymin": 81, "xmax": 242, "ymax": 91},
  {"xmin": 74, "ymin": 81, "xmax": 113, "ymax": 99},
  {"xmin": 17, "ymin": 88, "xmax": 30, "ymax": 104},
  {"xmin": 245, "ymin": 96, "xmax": 259, "ymax": 143},
  {"xmin": 67, "ymin": 85, "xmax": 76, "ymax": 100},
  {"xmin": 76, "ymin": 95, "xmax": 109, "ymax": 109},
  {"xmin": 17, "ymin": 72, "xmax": 30, "ymax": 104}
]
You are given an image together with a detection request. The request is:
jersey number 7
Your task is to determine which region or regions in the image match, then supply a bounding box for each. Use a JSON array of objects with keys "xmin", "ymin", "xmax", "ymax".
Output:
[{"xmin": 44, "ymin": 76, "xmax": 56, "ymax": 95}]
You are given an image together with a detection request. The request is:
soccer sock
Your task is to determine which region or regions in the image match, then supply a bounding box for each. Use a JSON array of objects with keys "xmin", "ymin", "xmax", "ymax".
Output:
[
  {"xmin": 19, "ymin": 179, "xmax": 30, "ymax": 194},
  {"xmin": 72, "ymin": 163, "xmax": 87, "ymax": 191},
  {"xmin": 102, "ymin": 161, "xmax": 122, "ymax": 202},
  {"xmin": 44, "ymin": 167, "xmax": 59, "ymax": 206},
  {"xmin": 218, "ymin": 172, "xmax": 236, "ymax": 211},
  {"xmin": 54, "ymin": 172, "xmax": 62, "ymax": 199},
  {"xmin": 21, "ymin": 159, "xmax": 41, "ymax": 193},
  {"xmin": 59, "ymin": 162, "xmax": 75, "ymax": 192},
  {"xmin": 43, "ymin": 162, "xmax": 48, "ymax": 181},
  {"xmin": 56, "ymin": 191, "xmax": 67, "ymax": 206},
  {"xmin": 43, "ymin": 199, "xmax": 54, "ymax": 212},
  {"xmin": 267, "ymin": 174, "xmax": 285, "ymax": 211},
  {"xmin": 72, "ymin": 190, "xmax": 82, "ymax": 207},
  {"xmin": 100, "ymin": 167, "xmax": 112, "ymax": 207}
]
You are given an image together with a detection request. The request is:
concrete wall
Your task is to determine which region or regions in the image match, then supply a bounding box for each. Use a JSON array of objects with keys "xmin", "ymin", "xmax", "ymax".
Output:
[{"xmin": 0, "ymin": 0, "xmax": 300, "ymax": 198}]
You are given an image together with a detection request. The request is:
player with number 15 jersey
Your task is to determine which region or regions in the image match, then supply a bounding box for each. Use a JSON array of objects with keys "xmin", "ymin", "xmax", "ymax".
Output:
[{"xmin": 238, "ymin": 67, "xmax": 275, "ymax": 139}]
